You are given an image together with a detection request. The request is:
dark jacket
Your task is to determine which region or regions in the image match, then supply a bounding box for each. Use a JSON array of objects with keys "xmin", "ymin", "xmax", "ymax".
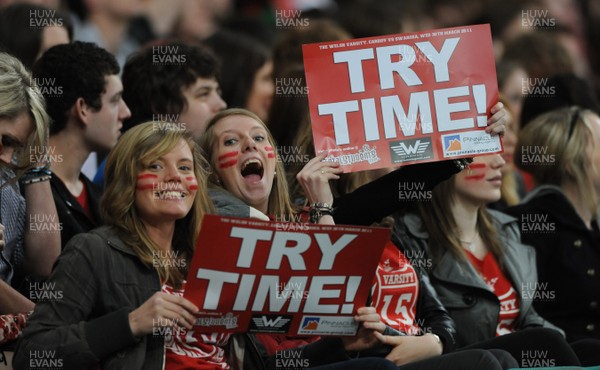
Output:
[
  {"xmin": 14, "ymin": 226, "xmax": 164, "ymax": 370},
  {"xmin": 50, "ymin": 174, "xmax": 102, "ymax": 249},
  {"xmin": 389, "ymin": 222, "xmax": 457, "ymax": 353},
  {"xmin": 399, "ymin": 209, "xmax": 563, "ymax": 348},
  {"xmin": 506, "ymin": 185, "xmax": 600, "ymax": 342}
]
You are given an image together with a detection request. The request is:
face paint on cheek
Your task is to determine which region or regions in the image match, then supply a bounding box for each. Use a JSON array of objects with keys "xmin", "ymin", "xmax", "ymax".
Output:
[
  {"xmin": 217, "ymin": 151, "xmax": 238, "ymax": 169},
  {"xmin": 185, "ymin": 176, "xmax": 199, "ymax": 190},
  {"xmin": 265, "ymin": 146, "xmax": 276, "ymax": 159},
  {"xmin": 136, "ymin": 173, "xmax": 158, "ymax": 190},
  {"xmin": 464, "ymin": 163, "xmax": 487, "ymax": 181}
]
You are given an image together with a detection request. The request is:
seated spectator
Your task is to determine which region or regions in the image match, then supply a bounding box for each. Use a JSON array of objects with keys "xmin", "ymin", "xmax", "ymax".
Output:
[
  {"xmin": 0, "ymin": 3, "xmax": 71, "ymax": 69},
  {"xmin": 199, "ymin": 108, "xmax": 514, "ymax": 369},
  {"xmin": 92, "ymin": 41, "xmax": 227, "ymax": 188},
  {"xmin": 507, "ymin": 107, "xmax": 600, "ymax": 345},
  {"xmin": 400, "ymin": 153, "xmax": 600, "ymax": 366},
  {"xmin": 0, "ymin": 52, "xmax": 59, "ymax": 345},
  {"xmin": 33, "ymin": 41, "xmax": 131, "ymax": 249},
  {"xmin": 14, "ymin": 123, "xmax": 214, "ymax": 368},
  {"xmin": 68, "ymin": 0, "xmax": 144, "ymax": 67},
  {"xmin": 205, "ymin": 30, "xmax": 274, "ymax": 122}
]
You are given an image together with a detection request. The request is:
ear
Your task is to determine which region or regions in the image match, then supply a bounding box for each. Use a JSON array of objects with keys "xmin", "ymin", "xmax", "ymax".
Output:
[{"xmin": 73, "ymin": 97, "xmax": 90, "ymax": 127}]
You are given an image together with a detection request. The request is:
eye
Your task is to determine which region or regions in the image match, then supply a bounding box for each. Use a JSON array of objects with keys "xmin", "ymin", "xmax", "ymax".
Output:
[
  {"xmin": 254, "ymin": 135, "xmax": 265, "ymax": 142},
  {"xmin": 196, "ymin": 89, "xmax": 210, "ymax": 99},
  {"xmin": 147, "ymin": 162, "xmax": 162, "ymax": 170},
  {"xmin": 1, "ymin": 136, "xmax": 18, "ymax": 148},
  {"xmin": 224, "ymin": 138, "xmax": 237, "ymax": 146},
  {"xmin": 179, "ymin": 165, "xmax": 192, "ymax": 171}
]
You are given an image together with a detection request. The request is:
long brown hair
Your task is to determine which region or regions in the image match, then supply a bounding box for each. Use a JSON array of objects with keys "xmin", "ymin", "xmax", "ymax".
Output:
[
  {"xmin": 199, "ymin": 108, "xmax": 295, "ymax": 218},
  {"xmin": 101, "ymin": 122, "xmax": 214, "ymax": 288},
  {"xmin": 416, "ymin": 176, "xmax": 506, "ymax": 269}
]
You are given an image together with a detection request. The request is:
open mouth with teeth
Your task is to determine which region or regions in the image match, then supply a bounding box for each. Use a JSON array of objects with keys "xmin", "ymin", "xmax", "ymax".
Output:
[
  {"xmin": 153, "ymin": 190, "xmax": 187, "ymax": 200},
  {"xmin": 240, "ymin": 158, "xmax": 264, "ymax": 182}
]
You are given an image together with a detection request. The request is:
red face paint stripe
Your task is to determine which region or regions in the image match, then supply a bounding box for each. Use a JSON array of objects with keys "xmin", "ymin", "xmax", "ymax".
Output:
[
  {"xmin": 468, "ymin": 163, "xmax": 487, "ymax": 169},
  {"xmin": 464, "ymin": 174, "xmax": 486, "ymax": 181},
  {"xmin": 217, "ymin": 151, "xmax": 238, "ymax": 161},
  {"xmin": 218, "ymin": 159, "xmax": 237, "ymax": 169},
  {"xmin": 267, "ymin": 153, "xmax": 276, "ymax": 158},
  {"xmin": 185, "ymin": 176, "xmax": 196, "ymax": 181},
  {"xmin": 137, "ymin": 174, "xmax": 158, "ymax": 179},
  {"xmin": 189, "ymin": 184, "xmax": 199, "ymax": 190},
  {"xmin": 265, "ymin": 146, "xmax": 274, "ymax": 152}
]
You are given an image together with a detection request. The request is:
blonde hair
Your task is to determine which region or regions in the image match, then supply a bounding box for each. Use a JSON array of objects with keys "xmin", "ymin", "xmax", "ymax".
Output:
[
  {"xmin": 0, "ymin": 52, "xmax": 49, "ymax": 178},
  {"xmin": 101, "ymin": 122, "xmax": 214, "ymax": 288},
  {"xmin": 514, "ymin": 107, "xmax": 599, "ymax": 214},
  {"xmin": 199, "ymin": 108, "xmax": 295, "ymax": 217}
]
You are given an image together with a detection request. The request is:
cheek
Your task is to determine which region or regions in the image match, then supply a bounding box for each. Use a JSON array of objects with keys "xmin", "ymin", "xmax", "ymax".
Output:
[
  {"xmin": 463, "ymin": 163, "xmax": 487, "ymax": 181},
  {"xmin": 136, "ymin": 173, "xmax": 158, "ymax": 190},
  {"xmin": 264, "ymin": 146, "xmax": 276, "ymax": 159},
  {"xmin": 217, "ymin": 151, "xmax": 239, "ymax": 169},
  {"xmin": 185, "ymin": 176, "xmax": 199, "ymax": 190}
]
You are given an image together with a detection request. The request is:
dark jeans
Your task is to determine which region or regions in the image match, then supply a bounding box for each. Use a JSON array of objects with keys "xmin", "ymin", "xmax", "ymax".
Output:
[
  {"xmin": 311, "ymin": 358, "xmax": 397, "ymax": 370},
  {"xmin": 570, "ymin": 338, "xmax": 600, "ymax": 366},
  {"xmin": 461, "ymin": 328, "xmax": 580, "ymax": 367},
  {"xmin": 311, "ymin": 349, "xmax": 510, "ymax": 370}
]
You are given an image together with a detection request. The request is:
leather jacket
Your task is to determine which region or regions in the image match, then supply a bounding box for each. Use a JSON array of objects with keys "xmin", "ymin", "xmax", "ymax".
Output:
[{"xmin": 398, "ymin": 210, "xmax": 563, "ymax": 347}]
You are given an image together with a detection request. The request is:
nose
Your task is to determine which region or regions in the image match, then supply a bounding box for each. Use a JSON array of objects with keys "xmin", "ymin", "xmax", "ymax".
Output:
[
  {"xmin": 489, "ymin": 154, "xmax": 506, "ymax": 169},
  {"xmin": 241, "ymin": 134, "xmax": 258, "ymax": 152},
  {"xmin": 164, "ymin": 164, "xmax": 182, "ymax": 182},
  {"xmin": 212, "ymin": 93, "xmax": 227, "ymax": 113},
  {"xmin": 0, "ymin": 143, "xmax": 13, "ymax": 165},
  {"xmin": 119, "ymin": 99, "xmax": 131, "ymax": 121}
]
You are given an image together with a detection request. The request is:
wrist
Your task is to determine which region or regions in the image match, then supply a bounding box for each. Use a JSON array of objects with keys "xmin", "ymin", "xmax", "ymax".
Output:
[
  {"xmin": 128, "ymin": 311, "xmax": 141, "ymax": 337},
  {"xmin": 20, "ymin": 164, "xmax": 52, "ymax": 186},
  {"xmin": 308, "ymin": 202, "xmax": 334, "ymax": 223},
  {"xmin": 425, "ymin": 333, "xmax": 443, "ymax": 354}
]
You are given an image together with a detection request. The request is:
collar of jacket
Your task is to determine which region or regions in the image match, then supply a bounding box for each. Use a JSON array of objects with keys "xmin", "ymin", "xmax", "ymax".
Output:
[
  {"xmin": 401, "ymin": 210, "xmax": 531, "ymax": 295},
  {"xmin": 516, "ymin": 184, "xmax": 599, "ymax": 230}
]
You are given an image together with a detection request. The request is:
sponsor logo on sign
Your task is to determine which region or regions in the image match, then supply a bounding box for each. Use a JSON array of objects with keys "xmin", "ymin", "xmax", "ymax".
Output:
[
  {"xmin": 389, "ymin": 138, "xmax": 433, "ymax": 163},
  {"xmin": 297, "ymin": 316, "xmax": 357, "ymax": 335},
  {"xmin": 442, "ymin": 131, "xmax": 501, "ymax": 157},
  {"xmin": 249, "ymin": 314, "xmax": 293, "ymax": 333}
]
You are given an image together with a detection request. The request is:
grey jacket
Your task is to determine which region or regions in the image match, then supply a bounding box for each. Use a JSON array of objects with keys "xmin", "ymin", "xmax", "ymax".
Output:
[
  {"xmin": 399, "ymin": 209, "xmax": 563, "ymax": 347},
  {"xmin": 14, "ymin": 226, "xmax": 164, "ymax": 370}
]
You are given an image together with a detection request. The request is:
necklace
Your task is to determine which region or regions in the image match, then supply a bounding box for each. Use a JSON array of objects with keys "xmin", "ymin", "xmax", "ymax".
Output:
[{"xmin": 459, "ymin": 233, "xmax": 478, "ymax": 253}]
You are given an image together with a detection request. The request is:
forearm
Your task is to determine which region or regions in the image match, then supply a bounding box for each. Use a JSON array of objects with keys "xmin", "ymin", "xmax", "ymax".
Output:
[
  {"xmin": 0, "ymin": 280, "xmax": 34, "ymax": 314},
  {"xmin": 23, "ymin": 181, "xmax": 60, "ymax": 277},
  {"xmin": 333, "ymin": 160, "xmax": 464, "ymax": 226}
]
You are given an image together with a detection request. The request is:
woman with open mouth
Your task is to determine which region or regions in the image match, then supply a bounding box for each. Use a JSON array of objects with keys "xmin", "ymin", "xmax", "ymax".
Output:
[{"xmin": 199, "ymin": 108, "xmax": 515, "ymax": 370}]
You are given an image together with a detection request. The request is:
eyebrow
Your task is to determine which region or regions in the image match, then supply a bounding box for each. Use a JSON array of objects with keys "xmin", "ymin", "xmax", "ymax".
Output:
[
  {"xmin": 4, "ymin": 134, "xmax": 26, "ymax": 148},
  {"xmin": 110, "ymin": 90, "xmax": 123, "ymax": 101}
]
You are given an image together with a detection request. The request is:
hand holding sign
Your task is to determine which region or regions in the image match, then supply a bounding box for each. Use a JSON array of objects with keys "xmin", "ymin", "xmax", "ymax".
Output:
[
  {"xmin": 296, "ymin": 151, "xmax": 342, "ymax": 205},
  {"xmin": 128, "ymin": 292, "xmax": 198, "ymax": 337},
  {"xmin": 342, "ymin": 306, "xmax": 386, "ymax": 352}
]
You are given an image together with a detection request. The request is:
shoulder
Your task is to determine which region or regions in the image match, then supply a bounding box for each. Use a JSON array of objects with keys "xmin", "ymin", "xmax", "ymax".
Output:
[
  {"xmin": 487, "ymin": 209, "xmax": 517, "ymax": 226},
  {"xmin": 208, "ymin": 186, "xmax": 250, "ymax": 218},
  {"xmin": 62, "ymin": 226, "xmax": 123, "ymax": 258}
]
